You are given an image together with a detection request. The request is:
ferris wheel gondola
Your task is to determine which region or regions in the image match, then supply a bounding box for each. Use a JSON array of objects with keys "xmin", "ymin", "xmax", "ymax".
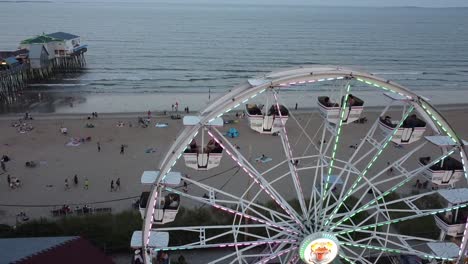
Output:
[
  {"xmin": 138, "ymin": 171, "xmax": 182, "ymax": 224},
  {"xmin": 317, "ymin": 94, "xmax": 364, "ymax": 124},
  {"xmin": 183, "ymin": 116, "xmax": 224, "ymax": 170}
]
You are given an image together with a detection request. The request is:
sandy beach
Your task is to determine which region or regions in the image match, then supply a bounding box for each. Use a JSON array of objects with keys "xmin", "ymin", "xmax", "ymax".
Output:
[{"xmin": 1, "ymin": 105, "xmax": 467, "ymax": 226}]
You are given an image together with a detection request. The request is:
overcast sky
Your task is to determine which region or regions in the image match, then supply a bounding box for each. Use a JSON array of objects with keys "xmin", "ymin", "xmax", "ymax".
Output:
[{"xmin": 16, "ymin": 0, "xmax": 468, "ymax": 7}]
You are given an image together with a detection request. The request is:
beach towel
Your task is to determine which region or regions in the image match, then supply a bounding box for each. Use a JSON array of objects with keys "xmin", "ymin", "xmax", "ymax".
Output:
[
  {"xmin": 255, "ymin": 156, "xmax": 272, "ymax": 163},
  {"xmin": 225, "ymin": 128, "xmax": 239, "ymax": 138},
  {"xmin": 155, "ymin": 123, "xmax": 168, "ymax": 128},
  {"xmin": 66, "ymin": 138, "xmax": 81, "ymax": 147},
  {"xmin": 145, "ymin": 147, "xmax": 156, "ymax": 153}
]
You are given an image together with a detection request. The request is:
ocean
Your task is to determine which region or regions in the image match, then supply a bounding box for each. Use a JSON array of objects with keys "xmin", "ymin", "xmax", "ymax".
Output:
[{"xmin": 0, "ymin": 2, "xmax": 467, "ymax": 113}]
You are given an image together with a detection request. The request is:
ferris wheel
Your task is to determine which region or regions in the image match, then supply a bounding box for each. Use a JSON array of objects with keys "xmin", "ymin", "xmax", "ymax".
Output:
[{"xmin": 132, "ymin": 66, "xmax": 468, "ymax": 264}]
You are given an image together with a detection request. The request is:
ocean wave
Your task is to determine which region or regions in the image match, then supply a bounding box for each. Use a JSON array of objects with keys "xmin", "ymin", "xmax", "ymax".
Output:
[
  {"xmin": 63, "ymin": 76, "xmax": 248, "ymax": 82},
  {"xmin": 372, "ymin": 71, "xmax": 425, "ymax": 75},
  {"xmin": 28, "ymin": 83, "xmax": 88, "ymax": 87},
  {"xmin": 85, "ymin": 67, "xmax": 191, "ymax": 71}
]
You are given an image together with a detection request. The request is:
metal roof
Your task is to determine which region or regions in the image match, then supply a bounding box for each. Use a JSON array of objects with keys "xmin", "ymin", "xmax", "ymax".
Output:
[
  {"xmin": 47, "ymin": 32, "xmax": 80, "ymax": 40},
  {"xmin": 438, "ymin": 188, "xmax": 468, "ymax": 204},
  {"xmin": 183, "ymin": 116, "xmax": 223, "ymax": 127},
  {"xmin": 425, "ymin": 136, "xmax": 457, "ymax": 146},
  {"xmin": 131, "ymin": 231, "xmax": 169, "ymax": 249},
  {"xmin": 426, "ymin": 242, "xmax": 460, "ymax": 258},
  {"xmin": 21, "ymin": 35, "xmax": 61, "ymax": 44},
  {"xmin": 0, "ymin": 236, "xmax": 76, "ymax": 263},
  {"xmin": 140, "ymin": 171, "xmax": 181, "ymax": 186}
]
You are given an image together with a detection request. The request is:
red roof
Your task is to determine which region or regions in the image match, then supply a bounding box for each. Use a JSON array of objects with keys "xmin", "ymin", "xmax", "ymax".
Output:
[{"xmin": 15, "ymin": 237, "xmax": 114, "ymax": 264}]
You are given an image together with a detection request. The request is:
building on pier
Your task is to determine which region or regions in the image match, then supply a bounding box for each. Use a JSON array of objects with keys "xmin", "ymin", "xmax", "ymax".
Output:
[
  {"xmin": 19, "ymin": 32, "xmax": 87, "ymax": 58},
  {"xmin": 0, "ymin": 32, "xmax": 88, "ymax": 104}
]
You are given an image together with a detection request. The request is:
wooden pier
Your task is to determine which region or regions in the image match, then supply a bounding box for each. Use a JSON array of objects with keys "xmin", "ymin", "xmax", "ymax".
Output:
[{"xmin": 0, "ymin": 32, "xmax": 88, "ymax": 104}]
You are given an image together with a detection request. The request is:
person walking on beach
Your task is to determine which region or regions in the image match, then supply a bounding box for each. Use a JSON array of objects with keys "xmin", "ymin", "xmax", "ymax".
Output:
[
  {"xmin": 1, "ymin": 160, "xmax": 5, "ymax": 172},
  {"xmin": 84, "ymin": 178, "xmax": 89, "ymax": 190},
  {"xmin": 97, "ymin": 142, "xmax": 101, "ymax": 152},
  {"xmin": 116, "ymin": 178, "xmax": 120, "ymax": 191},
  {"xmin": 147, "ymin": 110, "xmax": 151, "ymax": 119},
  {"xmin": 387, "ymin": 162, "xmax": 394, "ymax": 175},
  {"xmin": 73, "ymin": 174, "xmax": 78, "ymax": 186},
  {"xmin": 171, "ymin": 104, "xmax": 174, "ymax": 112},
  {"xmin": 110, "ymin": 180, "xmax": 114, "ymax": 192},
  {"xmin": 65, "ymin": 178, "xmax": 70, "ymax": 190},
  {"xmin": 183, "ymin": 180, "xmax": 188, "ymax": 193},
  {"xmin": 7, "ymin": 174, "xmax": 11, "ymax": 187},
  {"xmin": 120, "ymin": 144, "xmax": 125, "ymax": 155}
]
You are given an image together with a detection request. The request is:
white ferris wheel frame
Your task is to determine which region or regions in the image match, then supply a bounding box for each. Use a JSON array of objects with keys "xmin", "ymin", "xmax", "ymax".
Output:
[{"xmin": 141, "ymin": 66, "xmax": 468, "ymax": 264}]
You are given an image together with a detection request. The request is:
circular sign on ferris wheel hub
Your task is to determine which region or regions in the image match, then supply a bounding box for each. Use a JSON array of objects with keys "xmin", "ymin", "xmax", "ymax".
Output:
[{"xmin": 299, "ymin": 233, "xmax": 340, "ymax": 264}]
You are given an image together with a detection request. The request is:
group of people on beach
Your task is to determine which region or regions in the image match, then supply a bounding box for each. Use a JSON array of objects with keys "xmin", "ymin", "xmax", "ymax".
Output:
[
  {"xmin": 63, "ymin": 174, "xmax": 90, "ymax": 190},
  {"xmin": 7, "ymin": 174, "xmax": 22, "ymax": 189},
  {"xmin": 2, "ymin": 155, "xmax": 22, "ymax": 189}
]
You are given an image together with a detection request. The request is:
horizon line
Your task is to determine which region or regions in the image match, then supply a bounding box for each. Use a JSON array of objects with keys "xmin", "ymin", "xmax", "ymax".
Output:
[{"xmin": 1, "ymin": 1, "xmax": 468, "ymax": 8}]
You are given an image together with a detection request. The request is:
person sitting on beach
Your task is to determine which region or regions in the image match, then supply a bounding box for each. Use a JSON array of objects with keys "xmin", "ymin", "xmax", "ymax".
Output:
[
  {"xmin": 12, "ymin": 177, "xmax": 21, "ymax": 188},
  {"xmin": 2, "ymin": 155, "xmax": 10, "ymax": 162}
]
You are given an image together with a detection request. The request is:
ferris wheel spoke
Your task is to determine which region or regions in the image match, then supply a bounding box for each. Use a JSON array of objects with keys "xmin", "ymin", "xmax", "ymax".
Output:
[
  {"xmin": 323, "ymin": 105, "xmax": 417, "ymax": 226},
  {"xmin": 271, "ymin": 91, "xmax": 308, "ymax": 219},
  {"xmin": 148, "ymin": 225, "xmax": 295, "ymax": 264},
  {"xmin": 323, "ymin": 101, "xmax": 394, "ymax": 206},
  {"xmin": 337, "ymin": 228, "xmax": 436, "ymax": 243},
  {"xmin": 328, "ymin": 141, "xmax": 428, "ymax": 220},
  {"xmin": 340, "ymin": 246, "xmax": 375, "ymax": 264},
  {"xmin": 209, "ymin": 234, "xmax": 292, "ymax": 264},
  {"xmin": 336, "ymin": 200, "xmax": 465, "ymax": 237},
  {"xmin": 208, "ymin": 128, "xmax": 306, "ymax": 230},
  {"xmin": 163, "ymin": 183, "xmax": 300, "ymax": 235},
  {"xmin": 308, "ymin": 121, "xmax": 329, "ymax": 226},
  {"xmin": 323, "ymin": 82, "xmax": 352, "ymax": 193},
  {"xmin": 282, "ymin": 104, "xmax": 333, "ymax": 223},
  {"xmin": 257, "ymin": 245, "xmax": 299, "ymax": 264},
  {"xmin": 149, "ymin": 225, "xmax": 294, "ymax": 250},
  {"xmin": 341, "ymin": 240, "xmax": 454, "ymax": 262},
  {"xmin": 320, "ymin": 105, "xmax": 387, "ymax": 218},
  {"xmin": 330, "ymin": 147, "xmax": 458, "ymax": 229}
]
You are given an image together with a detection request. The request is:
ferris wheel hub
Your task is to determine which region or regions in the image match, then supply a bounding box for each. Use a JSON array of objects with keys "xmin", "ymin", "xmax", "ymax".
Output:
[{"xmin": 299, "ymin": 233, "xmax": 340, "ymax": 264}]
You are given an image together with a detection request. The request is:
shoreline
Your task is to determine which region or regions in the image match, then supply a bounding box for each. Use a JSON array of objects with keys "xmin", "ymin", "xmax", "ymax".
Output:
[
  {"xmin": 2, "ymin": 89, "xmax": 468, "ymax": 115},
  {"xmin": 1, "ymin": 102, "xmax": 468, "ymax": 120}
]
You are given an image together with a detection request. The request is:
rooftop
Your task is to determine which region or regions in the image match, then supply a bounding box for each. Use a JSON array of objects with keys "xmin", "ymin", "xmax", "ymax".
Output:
[
  {"xmin": 0, "ymin": 236, "xmax": 113, "ymax": 264},
  {"xmin": 438, "ymin": 188, "xmax": 468, "ymax": 204},
  {"xmin": 46, "ymin": 32, "xmax": 80, "ymax": 40},
  {"xmin": 20, "ymin": 35, "xmax": 62, "ymax": 45}
]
